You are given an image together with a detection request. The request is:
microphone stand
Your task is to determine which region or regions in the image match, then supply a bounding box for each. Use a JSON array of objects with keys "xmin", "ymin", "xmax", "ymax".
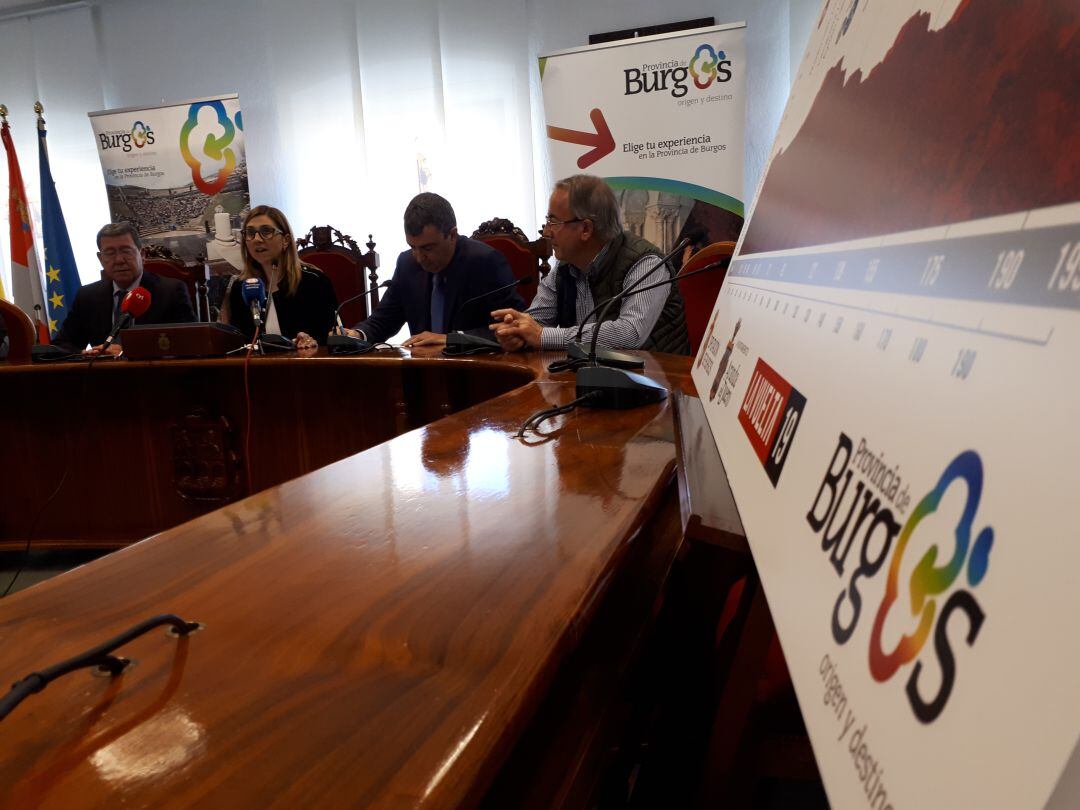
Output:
[
  {"xmin": 327, "ymin": 280, "xmax": 392, "ymax": 355},
  {"xmin": 575, "ymin": 261, "xmax": 727, "ymax": 409},
  {"xmin": 443, "ymin": 276, "xmax": 533, "ymax": 356},
  {"xmin": 555, "ymin": 238, "xmax": 690, "ymax": 371}
]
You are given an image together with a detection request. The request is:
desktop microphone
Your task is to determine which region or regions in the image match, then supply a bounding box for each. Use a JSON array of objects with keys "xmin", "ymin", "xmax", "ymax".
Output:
[
  {"xmin": 99, "ymin": 286, "xmax": 151, "ymax": 354},
  {"xmin": 327, "ymin": 280, "xmax": 392, "ymax": 355},
  {"xmin": 241, "ymin": 277, "xmax": 267, "ymax": 330},
  {"xmin": 554, "ymin": 238, "xmax": 690, "ymax": 371},
  {"xmin": 573, "ymin": 260, "xmax": 727, "ymax": 409},
  {"xmin": 443, "ymin": 276, "xmax": 534, "ymax": 356}
]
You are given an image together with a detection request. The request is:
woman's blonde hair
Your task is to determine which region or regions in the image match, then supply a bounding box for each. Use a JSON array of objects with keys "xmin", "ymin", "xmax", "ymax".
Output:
[{"xmin": 239, "ymin": 205, "xmax": 302, "ymax": 296}]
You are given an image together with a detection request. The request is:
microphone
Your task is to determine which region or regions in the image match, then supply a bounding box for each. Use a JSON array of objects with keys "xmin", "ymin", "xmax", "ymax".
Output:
[
  {"xmin": 443, "ymin": 276, "xmax": 533, "ymax": 356},
  {"xmin": 100, "ymin": 286, "xmax": 151, "ymax": 353},
  {"xmin": 573, "ymin": 260, "xmax": 727, "ymax": 410},
  {"xmin": 327, "ymin": 280, "xmax": 392, "ymax": 355},
  {"xmin": 560, "ymin": 238, "xmax": 689, "ymax": 370},
  {"xmin": 241, "ymin": 277, "xmax": 267, "ymax": 330}
]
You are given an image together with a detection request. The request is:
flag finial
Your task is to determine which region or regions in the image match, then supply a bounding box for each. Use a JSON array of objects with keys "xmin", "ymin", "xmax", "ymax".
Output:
[
  {"xmin": 0, "ymin": 105, "xmax": 7, "ymax": 122},
  {"xmin": 34, "ymin": 101, "xmax": 43, "ymax": 118}
]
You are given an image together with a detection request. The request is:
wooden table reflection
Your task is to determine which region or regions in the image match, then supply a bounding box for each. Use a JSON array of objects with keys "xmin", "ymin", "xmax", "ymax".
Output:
[{"xmin": 0, "ymin": 348, "xmax": 695, "ymax": 808}]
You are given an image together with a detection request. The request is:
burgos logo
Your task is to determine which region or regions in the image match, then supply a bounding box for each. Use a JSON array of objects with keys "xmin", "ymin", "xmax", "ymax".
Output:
[
  {"xmin": 689, "ymin": 45, "xmax": 732, "ymax": 89},
  {"xmin": 623, "ymin": 43, "xmax": 733, "ymax": 98},
  {"xmin": 807, "ymin": 440, "xmax": 994, "ymax": 723},
  {"xmin": 98, "ymin": 120, "xmax": 155, "ymax": 153},
  {"xmin": 868, "ymin": 452, "xmax": 993, "ymax": 723},
  {"xmin": 179, "ymin": 99, "xmax": 240, "ymax": 196}
]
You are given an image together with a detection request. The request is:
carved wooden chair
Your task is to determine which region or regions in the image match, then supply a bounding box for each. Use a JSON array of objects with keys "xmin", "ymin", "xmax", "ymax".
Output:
[
  {"xmin": 142, "ymin": 244, "xmax": 203, "ymax": 320},
  {"xmin": 0, "ymin": 298, "xmax": 36, "ymax": 365},
  {"xmin": 297, "ymin": 226, "xmax": 380, "ymax": 327},
  {"xmin": 677, "ymin": 241, "xmax": 736, "ymax": 355},
  {"xmin": 470, "ymin": 218, "xmax": 552, "ymax": 308}
]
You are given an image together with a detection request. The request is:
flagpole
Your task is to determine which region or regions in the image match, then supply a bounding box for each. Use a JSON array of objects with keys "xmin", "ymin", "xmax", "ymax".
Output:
[{"xmin": 0, "ymin": 103, "xmax": 9, "ymax": 303}]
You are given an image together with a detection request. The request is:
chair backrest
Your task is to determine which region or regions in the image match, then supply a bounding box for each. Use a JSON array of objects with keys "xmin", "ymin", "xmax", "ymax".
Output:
[
  {"xmin": 0, "ymin": 298, "xmax": 36, "ymax": 365},
  {"xmin": 142, "ymin": 244, "xmax": 200, "ymax": 318},
  {"xmin": 297, "ymin": 226, "xmax": 380, "ymax": 326},
  {"xmin": 471, "ymin": 218, "xmax": 552, "ymax": 308},
  {"xmin": 678, "ymin": 241, "xmax": 736, "ymax": 355}
]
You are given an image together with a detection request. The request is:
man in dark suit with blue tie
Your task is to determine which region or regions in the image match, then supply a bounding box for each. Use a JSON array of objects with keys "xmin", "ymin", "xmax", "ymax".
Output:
[
  {"xmin": 53, "ymin": 222, "xmax": 195, "ymax": 354},
  {"xmin": 344, "ymin": 193, "xmax": 524, "ymax": 347}
]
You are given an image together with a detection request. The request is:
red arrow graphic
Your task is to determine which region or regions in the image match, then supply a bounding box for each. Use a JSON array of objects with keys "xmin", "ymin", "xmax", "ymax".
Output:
[{"xmin": 547, "ymin": 108, "xmax": 615, "ymax": 170}]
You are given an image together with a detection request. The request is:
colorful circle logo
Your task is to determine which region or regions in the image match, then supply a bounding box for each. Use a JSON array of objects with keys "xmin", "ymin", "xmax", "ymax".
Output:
[
  {"xmin": 179, "ymin": 101, "xmax": 238, "ymax": 197},
  {"xmin": 130, "ymin": 121, "xmax": 151, "ymax": 148},
  {"xmin": 868, "ymin": 450, "xmax": 994, "ymax": 683},
  {"xmin": 689, "ymin": 44, "xmax": 726, "ymax": 90}
]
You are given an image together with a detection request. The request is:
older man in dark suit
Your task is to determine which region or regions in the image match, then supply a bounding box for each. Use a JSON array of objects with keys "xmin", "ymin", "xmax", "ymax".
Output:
[{"xmin": 54, "ymin": 222, "xmax": 195, "ymax": 354}]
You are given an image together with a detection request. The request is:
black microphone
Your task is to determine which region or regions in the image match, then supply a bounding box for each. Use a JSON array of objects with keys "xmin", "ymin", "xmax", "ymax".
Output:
[
  {"xmin": 547, "ymin": 258, "xmax": 727, "ymax": 374},
  {"xmin": 328, "ymin": 280, "xmax": 392, "ymax": 355},
  {"xmin": 558, "ymin": 238, "xmax": 689, "ymax": 371},
  {"xmin": 570, "ymin": 260, "xmax": 727, "ymax": 411},
  {"xmin": 443, "ymin": 276, "xmax": 533, "ymax": 356},
  {"xmin": 574, "ymin": 238, "xmax": 689, "ymax": 343}
]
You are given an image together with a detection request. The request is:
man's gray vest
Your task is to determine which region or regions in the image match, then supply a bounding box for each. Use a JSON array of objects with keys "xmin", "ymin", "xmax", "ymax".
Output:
[
  {"xmin": 557, "ymin": 230, "xmax": 691, "ymax": 354},
  {"xmin": 554, "ymin": 232, "xmax": 691, "ymax": 355}
]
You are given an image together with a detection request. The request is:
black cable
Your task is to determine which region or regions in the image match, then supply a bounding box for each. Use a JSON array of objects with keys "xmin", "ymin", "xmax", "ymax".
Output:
[
  {"xmin": 442, "ymin": 342, "xmax": 501, "ymax": 356},
  {"xmin": 0, "ymin": 613, "xmax": 201, "ymax": 723},
  {"xmin": 515, "ymin": 391, "xmax": 601, "ymax": 438},
  {"xmin": 546, "ymin": 356, "xmax": 587, "ymax": 373}
]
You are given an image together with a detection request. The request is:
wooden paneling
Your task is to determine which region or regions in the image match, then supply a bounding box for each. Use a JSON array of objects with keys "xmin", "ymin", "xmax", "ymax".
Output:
[{"xmin": 0, "ymin": 354, "xmax": 533, "ymax": 549}]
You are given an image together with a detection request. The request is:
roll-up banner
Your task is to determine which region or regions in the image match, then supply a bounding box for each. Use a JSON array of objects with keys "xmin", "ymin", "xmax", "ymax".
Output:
[
  {"xmin": 89, "ymin": 94, "xmax": 249, "ymax": 267},
  {"xmin": 692, "ymin": 1, "xmax": 1080, "ymax": 808},
  {"xmin": 539, "ymin": 23, "xmax": 745, "ymax": 258}
]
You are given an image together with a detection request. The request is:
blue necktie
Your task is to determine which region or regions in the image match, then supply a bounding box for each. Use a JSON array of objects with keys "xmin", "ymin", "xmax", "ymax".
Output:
[
  {"xmin": 113, "ymin": 289, "xmax": 125, "ymax": 325},
  {"xmin": 430, "ymin": 274, "xmax": 445, "ymax": 332}
]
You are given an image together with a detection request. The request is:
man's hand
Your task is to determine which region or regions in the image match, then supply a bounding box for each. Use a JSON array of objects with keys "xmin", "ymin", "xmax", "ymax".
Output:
[
  {"xmin": 332, "ymin": 327, "xmax": 363, "ymax": 339},
  {"xmin": 83, "ymin": 343, "xmax": 123, "ymax": 357},
  {"xmin": 402, "ymin": 331, "xmax": 447, "ymax": 348},
  {"xmin": 293, "ymin": 330, "xmax": 317, "ymax": 354},
  {"xmin": 294, "ymin": 331, "xmax": 318, "ymax": 351},
  {"xmin": 490, "ymin": 308, "xmax": 541, "ymax": 350}
]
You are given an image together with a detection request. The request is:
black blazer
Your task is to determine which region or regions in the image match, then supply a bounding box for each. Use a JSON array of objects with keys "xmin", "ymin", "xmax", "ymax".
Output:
[
  {"xmin": 53, "ymin": 271, "xmax": 196, "ymax": 351},
  {"xmin": 355, "ymin": 236, "xmax": 524, "ymax": 343},
  {"xmin": 228, "ymin": 264, "xmax": 338, "ymax": 345}
]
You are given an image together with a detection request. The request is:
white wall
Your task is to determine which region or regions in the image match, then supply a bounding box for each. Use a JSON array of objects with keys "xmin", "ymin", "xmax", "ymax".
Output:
[{"xmin": 0, "ymin": 0, "xmax": 820, "ymax": 294}]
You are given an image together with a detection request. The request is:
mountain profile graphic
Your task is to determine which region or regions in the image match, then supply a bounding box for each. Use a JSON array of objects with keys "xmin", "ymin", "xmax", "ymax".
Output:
[{"xmin": 741, "ymin": 0, "xmax": 1079, "ymax": 255}]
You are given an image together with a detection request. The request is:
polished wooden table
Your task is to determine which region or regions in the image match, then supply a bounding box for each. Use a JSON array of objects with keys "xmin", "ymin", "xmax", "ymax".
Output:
[{"xmin": 0, "ymin": 348, "xmax": 695, "ymax": 808}]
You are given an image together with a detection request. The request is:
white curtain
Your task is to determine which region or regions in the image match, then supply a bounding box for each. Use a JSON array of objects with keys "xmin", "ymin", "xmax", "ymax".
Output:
[
  {"xmin": 0, "ymin": 0, "xmax": 537, "ymax": 289},
  {"xmin": 0, "ymin": 0, "xmax": 816, "ymax": 292}
]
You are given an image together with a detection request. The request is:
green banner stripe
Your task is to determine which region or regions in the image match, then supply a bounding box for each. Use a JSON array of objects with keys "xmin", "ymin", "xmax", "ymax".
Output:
[{"xmin": 604, "ymin": 176, "xmax": 744, "ymax": 218}]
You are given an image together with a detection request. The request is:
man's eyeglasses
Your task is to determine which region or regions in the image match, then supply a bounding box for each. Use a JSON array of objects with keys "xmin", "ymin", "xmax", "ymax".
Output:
[
  {"xmin": 543, "ymin": 215, "xmax": 584, "ymax": 228},
  {"xmin": 244, "ymin": 226, "xmax": 285, "ymax": 241},
  {"xmin": 99, "ymin": 246, "xmax": 138, "ymax": 260}
]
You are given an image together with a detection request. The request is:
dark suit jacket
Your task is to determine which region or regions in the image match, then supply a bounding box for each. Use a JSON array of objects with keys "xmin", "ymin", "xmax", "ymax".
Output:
[
  {"xmin": 354, "ymin": 236, "xmax": 525, "ymax": 343},
  {"xmin": 227, "ymin": 264, "xmax": 338, "ymax": 345},
  {"xmin": 53, "ymin": 271, "xmax": 196, "ymax": 351}
]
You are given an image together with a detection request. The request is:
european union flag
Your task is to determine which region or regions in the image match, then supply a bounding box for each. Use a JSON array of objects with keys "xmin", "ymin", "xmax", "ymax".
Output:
[{"xmin": 37, "ymin": 115, "xmax": 80, "ymax": 337}]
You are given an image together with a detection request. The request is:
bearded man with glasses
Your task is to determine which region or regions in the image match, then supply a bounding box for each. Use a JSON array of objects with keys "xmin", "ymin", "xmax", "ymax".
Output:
[
  {"xmin": 490, "ymin": 174, "xmax": 690, "ymax": 354},
  {"xmin": 54, "ymin": 222, "xmax": 196, "ymax": 355}
]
